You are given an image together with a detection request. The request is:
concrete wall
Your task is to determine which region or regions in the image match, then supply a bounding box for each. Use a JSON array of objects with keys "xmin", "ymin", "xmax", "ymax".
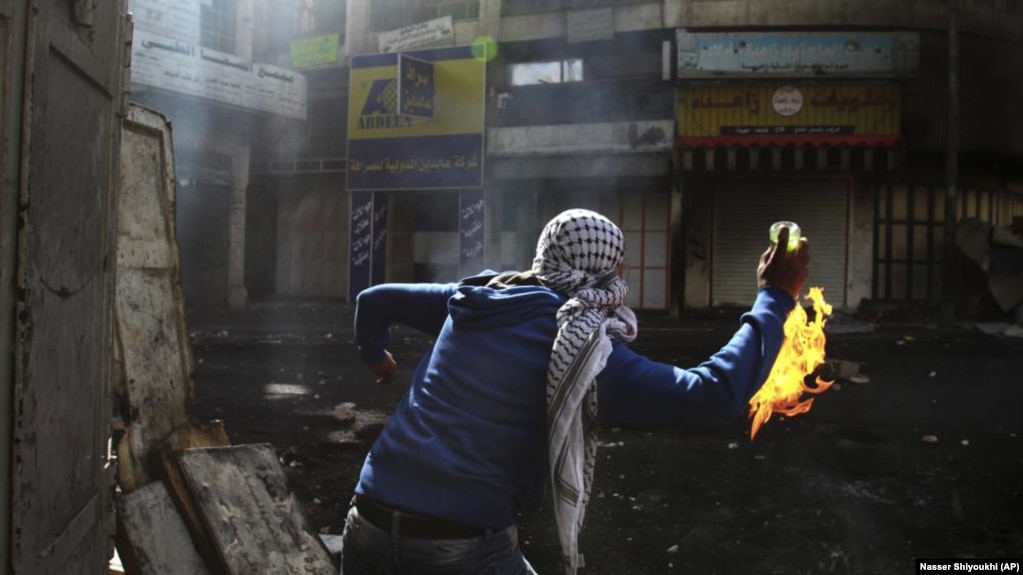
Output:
[
  {"xmin": 848, "ymin": 180, "xmax": 876, "ymax": 308},
  {"xmin": 492, "ymin": 0, "xmax": 1023, "ymax": 45}
]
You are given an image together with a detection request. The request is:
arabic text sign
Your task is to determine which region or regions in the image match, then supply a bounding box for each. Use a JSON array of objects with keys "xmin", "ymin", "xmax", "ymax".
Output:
[
  {"xmin": 676, "ymin": 31, "xmax": 920, "ymax": 78},
  {"xmin": 130, "ymin": 30, "xmax": 308, "ymax": 120},
  {"xmin": 348, "ymin": 45, "xmax": 485, "ymax": 190},
  {"xmin": 348, "ymin": 192, "xmax": 374, "ymax": 302},
  {"xmin": 398, "ymin": 54, "xmax": 435, "ymax": 119},
  {"xmin": 378, "ymin": 15, "xmax": 454, "ymax": 54},
  {"xmin": 676, "ymin": 83, "xmax": 901, "ymax": 138},
  {"xmin": 129, "ymin": 0, "xmax": 202, "ymax": 45},
  {"xmin": 290, "ymin": 33, "xmax": 340, "ymax": 69},
  {"xmin": 459, "ymin": 189, "xmax": 485, "ymax": 277},
  {"xmin": 347, "ymin": 135, "xmax": 483, "ymax": 190}
]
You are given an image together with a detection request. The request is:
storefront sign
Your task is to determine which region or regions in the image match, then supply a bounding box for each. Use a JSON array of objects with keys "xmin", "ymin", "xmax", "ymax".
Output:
[
  {"xmin": 348, "ymin": 192, "xmax": 374, "ymax": 302},
  {"xmin": 131, "ymin": 30, "xmax": 308, "ymax": 120},
  {"xmin": 377, "ymin": 16, "xmax": 455, "ymax": 54},
  {"xmin": 129, "ymin": 0, "xmax": 202, "ymax": 45},
  {"xmin": 676, "ymin": 31, "xmax": 920, "ymax": 78},
  {"xmin": 290, "ymin": 33, "xmax": 340, "ymax": 69},
  {"xmin": 676, "ymin": 83, "xmax": 901, "ymax": 147},
  {"xmin": 459, "ymin": 190, "xmax": 486, "ymax": 276},
  {"xmin": 348, "ymin": 45, "xmax": 486, "ymax": 190},
  {"xmin": 348, "ymin": 192, "xmax": 389, "ymax": 301},
  {"xmin": 398, "ymin": 54, "xmax": 435, "ymax": 119}
]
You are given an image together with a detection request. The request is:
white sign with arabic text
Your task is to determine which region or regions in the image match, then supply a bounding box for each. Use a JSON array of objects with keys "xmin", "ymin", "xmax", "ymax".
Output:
[
  {"xmin": 377, "ymin": 16, "xmax": 454, "ymax": 54},
  {"xmin": 130, "ymin": 30, "xmax": 308, "ymax": 120}
]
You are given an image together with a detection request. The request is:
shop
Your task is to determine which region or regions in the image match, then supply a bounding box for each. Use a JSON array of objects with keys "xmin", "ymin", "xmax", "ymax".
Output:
[
  {"xmin": 346, "ymin": 45, "xmax": 488, "ymax": 297},
  {"xmin": 676, "ymin": 82, "xmax": 903, "ymax": 309}
]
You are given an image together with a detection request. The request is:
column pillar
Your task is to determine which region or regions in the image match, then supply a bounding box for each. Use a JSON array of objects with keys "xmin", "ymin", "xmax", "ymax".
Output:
[{"xmin": 227, "ymin": 146, "xmax": 250, "ymax": 309}]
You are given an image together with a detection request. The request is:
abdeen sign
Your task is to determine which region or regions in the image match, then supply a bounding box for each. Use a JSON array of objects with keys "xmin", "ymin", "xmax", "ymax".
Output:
[{"xmin": 347, "ymin": 45, "xmax": 485, "ymax": 191}]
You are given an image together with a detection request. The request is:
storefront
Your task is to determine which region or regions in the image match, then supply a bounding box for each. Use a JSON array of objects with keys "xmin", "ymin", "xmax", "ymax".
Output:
[
  {"xmin": 676, "ymin": 82, "xmax": 903, "ymax": 309},
  {"xmin": 347, "ymin": 45, "xmax": 488, "ymax": 296}
]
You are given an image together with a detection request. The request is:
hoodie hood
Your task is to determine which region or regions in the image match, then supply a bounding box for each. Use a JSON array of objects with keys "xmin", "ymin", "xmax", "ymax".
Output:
[{"xmin": 448, "ymin": 282, "xmax": 564, "ymax": 331}]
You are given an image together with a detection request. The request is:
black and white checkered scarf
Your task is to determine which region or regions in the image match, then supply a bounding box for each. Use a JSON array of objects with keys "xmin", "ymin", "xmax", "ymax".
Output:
[{"xmin": 532, "ymin": 209, "xmax": 638, "ymax": 575}]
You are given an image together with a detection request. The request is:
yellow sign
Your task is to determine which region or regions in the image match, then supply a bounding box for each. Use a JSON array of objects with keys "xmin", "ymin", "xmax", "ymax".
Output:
[
  {"xmin": 290, "ymin": 34, "xmax": 339, "ymax": 69},
  {"xmin": 348, "ymin": 48, "xmax": 485, "ymax": 141},
  {"xmin": 677, "ymin": 83, "xmax": 900, "ymax": 141},
  {"xmin": 347, "ymin": 46, "xmax": 486, "ymax": 190}
]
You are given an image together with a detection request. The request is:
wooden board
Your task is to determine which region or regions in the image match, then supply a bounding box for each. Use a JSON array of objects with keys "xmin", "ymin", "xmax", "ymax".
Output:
[
  {"xmin": 160, "ymin": 421, "xmax": 233, "ymax": 572},
  {"xmin": 175, "ymin": 444, "xmax": 336, "ymax": 575},
  {"xmin": 114, "ymin": 105, "xmax": 193, "ymax": 493},
  {"xmin": 116, "ymin": 481, "xmax": 213, "ymax": 575}
]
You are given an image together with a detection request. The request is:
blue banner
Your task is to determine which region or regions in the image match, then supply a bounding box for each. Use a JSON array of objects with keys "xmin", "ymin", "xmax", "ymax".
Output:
[
  {"xmin": 459, "ymin": 189, "xmax": 485, "ymax": 277},
  {"xmin": 398, "ymin": 54, "xmax": 435, "ymax": 119},
  {"xmin": 348, "ymin": 192, "xmax": 374, "ymax": 301},
  {"xmin": 347, "ymin": 134, "xmax": 483, "ymax": 191},
  {"xmin": 372, "ymin": 194, "xmax": 388, "ymax": 284}
]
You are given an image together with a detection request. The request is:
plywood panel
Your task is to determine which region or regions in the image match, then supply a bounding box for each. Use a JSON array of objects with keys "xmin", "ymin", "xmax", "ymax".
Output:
[
  {"xmin": 175, "ymin": 444, "xmax": 336, "ymax": 575},
  {"xmin": 116, "ymin": 482, "xmax": 213, "ymax": 575}
]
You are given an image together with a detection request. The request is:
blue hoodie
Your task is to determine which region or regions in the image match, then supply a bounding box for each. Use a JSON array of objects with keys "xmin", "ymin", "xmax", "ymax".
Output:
[{"xmin": 352, "ymin": 273, "xmax": 795, "ymax": 530}]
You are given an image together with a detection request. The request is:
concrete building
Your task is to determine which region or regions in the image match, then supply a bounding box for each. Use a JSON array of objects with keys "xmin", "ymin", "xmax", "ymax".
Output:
[
  {"xmin": 129, "ymin": 0, "xmax": 317, "ymax": 309},
  {"xmin": 249, "ymin": 0, "xmax": 1023, "ymax": 316}
]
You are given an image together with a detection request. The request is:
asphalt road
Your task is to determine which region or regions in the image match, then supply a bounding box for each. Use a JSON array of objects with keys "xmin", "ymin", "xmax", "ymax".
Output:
[{"xmin": 188, "ymin": 305, "xmax": 1023, "ymax": 574}]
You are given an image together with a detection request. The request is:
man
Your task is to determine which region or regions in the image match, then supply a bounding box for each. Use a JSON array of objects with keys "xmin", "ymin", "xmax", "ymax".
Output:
[{"xmin": 342, "ymin": 209, "xmax": 810, "ymax": 575}]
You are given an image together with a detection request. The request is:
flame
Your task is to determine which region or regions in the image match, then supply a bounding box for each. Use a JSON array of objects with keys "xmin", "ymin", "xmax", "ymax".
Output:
[{"xmin": 748, "ymin": 287, "xmax": 834, "ymax": 440}]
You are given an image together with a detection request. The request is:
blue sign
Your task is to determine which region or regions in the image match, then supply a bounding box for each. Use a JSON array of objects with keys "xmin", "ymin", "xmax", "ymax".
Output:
[
  {"xmin": 348, "ymin": 192, "xmax": 374, "ymax": 301},
  {"xmin": 398, "ymin": 54, "xmax": 435, "ymax": 119},
  {"xmin": 458, "ymin": 189, "xmax": 485, "ymax": 278},
  {"xmin": 347, "ymin": 134, "xmax": 483, "ymax": 190},
  {"xmin": 372, "ymin": 194, "xmax": 388, "ymax": 285}
]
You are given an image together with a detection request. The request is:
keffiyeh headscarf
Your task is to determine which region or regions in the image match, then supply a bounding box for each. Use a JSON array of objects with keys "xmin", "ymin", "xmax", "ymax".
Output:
[{"xmin": 532, "ymin": 209, "xmax": 638, "ymax": 575}]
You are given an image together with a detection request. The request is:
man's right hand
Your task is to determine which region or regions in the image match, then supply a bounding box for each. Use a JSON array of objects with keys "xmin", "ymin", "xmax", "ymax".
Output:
[
  {"xmin": 369, "ymin": 350, "xmax": 397, "ymax": 386},
  {"xmin": 757, "ymin": 226, "xmax": 810, "ymax": 299}
]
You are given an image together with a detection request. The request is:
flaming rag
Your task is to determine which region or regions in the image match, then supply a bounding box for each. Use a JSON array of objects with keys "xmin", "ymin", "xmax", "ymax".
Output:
[{"xmin": 533, "ymin": 210, "xmax": 637, "ymax": 575}]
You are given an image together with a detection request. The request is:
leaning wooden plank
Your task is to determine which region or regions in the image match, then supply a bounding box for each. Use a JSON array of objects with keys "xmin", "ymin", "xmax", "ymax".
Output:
[
  {"xmin": 176, "ymin": 444, "xmax": 336, "ymax": 575},
  {"xmin": 114, "ymin": 105, "xmax": 193, "ymax": 493},
  {"xmin": 160, "ymin": 421, "xmax": 233, "ymax": 572},
  {"xmin": 115, "ymin": 481, "xmax": 214, "ymax": 575}
]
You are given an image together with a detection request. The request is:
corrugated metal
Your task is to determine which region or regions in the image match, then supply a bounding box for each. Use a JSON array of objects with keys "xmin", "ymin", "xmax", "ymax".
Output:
[
  {"xmin": 712, "ymin": 181, "xmax": 848, "ymax": 307},
  {"xmin": 677, "ymin": 83, "xmax": 901, "ymax": 138}
]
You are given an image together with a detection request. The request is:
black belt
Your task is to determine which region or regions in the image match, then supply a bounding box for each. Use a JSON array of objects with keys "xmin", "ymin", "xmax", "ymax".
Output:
[{"xmin": 353, "ymin": 495, "xmax": 486, "ymax": 540}]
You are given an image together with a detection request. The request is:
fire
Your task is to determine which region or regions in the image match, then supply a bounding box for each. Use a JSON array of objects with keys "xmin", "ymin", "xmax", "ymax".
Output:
[{"xmin": 748, "ymin": 287, "xmax": 834, "ymax": 440}]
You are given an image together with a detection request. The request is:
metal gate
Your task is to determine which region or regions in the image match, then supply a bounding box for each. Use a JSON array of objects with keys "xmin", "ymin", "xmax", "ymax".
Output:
[
  {"xmin": 872, "ymin": 183, "xmax": 1016, "ymax": 302},
  {"xmin": 712, "ymin": 180, "xmax": 850, "ymax": 307},
  {"xmin": 4, "ymin": 2, "xmax": 130, "ymax": 574}
]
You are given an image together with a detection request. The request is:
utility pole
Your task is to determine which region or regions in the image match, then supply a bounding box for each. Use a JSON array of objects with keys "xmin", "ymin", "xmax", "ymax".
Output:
[{"xmin": 941, "ymin": 0, "xmax": 960, "ymax": 327}]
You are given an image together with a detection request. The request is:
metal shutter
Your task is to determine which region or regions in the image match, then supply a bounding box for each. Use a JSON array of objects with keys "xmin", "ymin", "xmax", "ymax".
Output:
[{"xmin": 712, "ymin": 180, "xmax": 848, "ymax": 307}]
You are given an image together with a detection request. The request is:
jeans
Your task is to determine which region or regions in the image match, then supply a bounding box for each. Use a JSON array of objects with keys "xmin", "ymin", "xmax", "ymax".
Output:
[{"xmin": 339, "ymin": 506, "xmax": 539, "ymax": 575}]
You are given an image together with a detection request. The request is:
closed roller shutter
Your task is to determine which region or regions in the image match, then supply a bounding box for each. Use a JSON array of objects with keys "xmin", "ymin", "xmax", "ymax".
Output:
[{"xmin": 712, "ymin": 181, "xmax": 848, "ymax": 307}]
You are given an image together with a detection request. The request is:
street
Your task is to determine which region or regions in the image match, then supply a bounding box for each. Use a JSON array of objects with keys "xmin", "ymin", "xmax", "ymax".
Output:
[{"xmin": 187, "ymin": 303, "xmax": 1023, "ymax": 574}]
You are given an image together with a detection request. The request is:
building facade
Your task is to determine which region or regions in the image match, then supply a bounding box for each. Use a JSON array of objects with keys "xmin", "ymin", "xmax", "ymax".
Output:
[{"xmin": 235, "ymin": 0, "xmax": 1023, "ymax": 315}]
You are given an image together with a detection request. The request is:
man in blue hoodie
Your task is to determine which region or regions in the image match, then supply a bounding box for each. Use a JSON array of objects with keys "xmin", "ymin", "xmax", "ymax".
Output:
[{"xmin": 341, "ymin": 209, "xmax": 809, "ymax": 575}]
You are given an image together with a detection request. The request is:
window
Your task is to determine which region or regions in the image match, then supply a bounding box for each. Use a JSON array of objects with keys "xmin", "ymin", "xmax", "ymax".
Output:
[
  {"xmin": 200, "ymin": 0, "xmax": 236, "ymax": 53},
  {"xmin": 509, "ymin": 59, "xmax": 584, "ymax": 86}
]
